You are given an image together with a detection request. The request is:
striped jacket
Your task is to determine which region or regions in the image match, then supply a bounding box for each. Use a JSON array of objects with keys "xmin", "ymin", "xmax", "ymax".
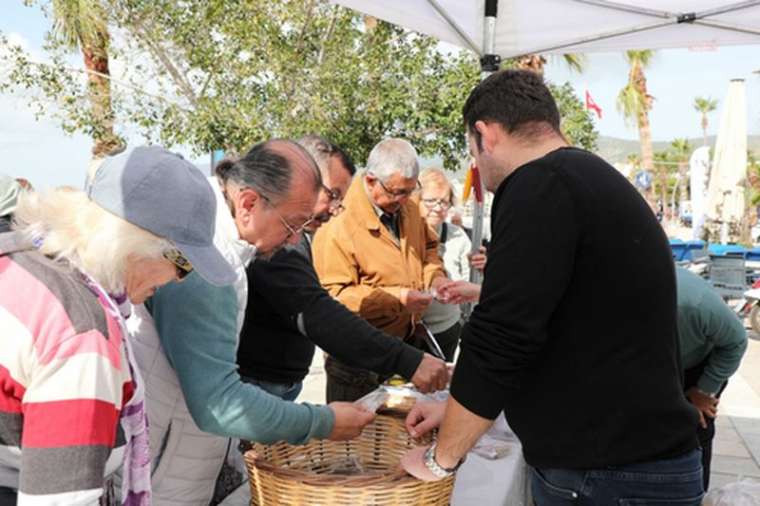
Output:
[{"xmin": 0, "ymin": 248, "xmax": 133, "ymax": 505}]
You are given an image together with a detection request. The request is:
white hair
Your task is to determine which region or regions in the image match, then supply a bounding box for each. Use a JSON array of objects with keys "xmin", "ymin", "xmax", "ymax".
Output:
[
  {"xmin": 13, "ymin": 188, "xmax": 171, "ymax": 294},
  {"xmin": 366, "ymin": 138, "xmax": 419, "ymax": 181}
]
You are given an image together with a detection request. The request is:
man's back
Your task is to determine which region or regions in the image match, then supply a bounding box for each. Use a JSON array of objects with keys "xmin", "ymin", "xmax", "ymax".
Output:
[{"xmin": 451, "ymin": 147, "xmax": 698, "ymax": 468}]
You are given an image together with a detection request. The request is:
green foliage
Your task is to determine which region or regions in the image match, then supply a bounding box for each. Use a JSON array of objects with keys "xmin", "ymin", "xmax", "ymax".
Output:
[
  {"xmin": 50, "ymin": 0, "xmax": 109, "ymax": 50},
  {"xmin": 547, "ymin": 81, "xmax": 598, "ymax": 151},
  {"xmin": 670, "ymin": 138, "xmax": 692, "ymax": 160},
  {"xmin": 616, "ymin": 50, "xmax": 655, "ymax": 126},
  {"xmin": 747, "ymin": 151, "xmax": 760, "ymax": 206},
  {"xmin": 2, "ymin": 0, "xmax": 482, "ymax": 168},
  {"xmin": 2, "ymin": 0, "xmax": 598, "ymax": 168},
  {"xmin": 693, "ymin": 96, "xmax": 718, "ymax": 115}
]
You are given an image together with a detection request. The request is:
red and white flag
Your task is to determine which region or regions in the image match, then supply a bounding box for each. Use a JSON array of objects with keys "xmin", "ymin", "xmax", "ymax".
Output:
[{"xmin": 585, "ymin": 90, "xmax": 603, "ymax": 119}]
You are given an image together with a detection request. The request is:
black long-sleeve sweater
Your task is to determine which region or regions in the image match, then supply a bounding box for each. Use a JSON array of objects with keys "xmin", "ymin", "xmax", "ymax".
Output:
[
  {"xmin": 237, "ymin": 236, "xmax": 422, "ymax": 385},
  {"xmin": 450, "ymin": 147, "xmax": 699, "ymax": 469}
]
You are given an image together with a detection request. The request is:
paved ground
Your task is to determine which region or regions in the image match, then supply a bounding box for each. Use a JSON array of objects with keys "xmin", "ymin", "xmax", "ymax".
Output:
[
  {"xmin": 709, "ymin": 333, "xmax": 760, "ymax": 490},
  {"xmin": 296, "ymin": 336, "xmax": 760, "ymax": 493}
]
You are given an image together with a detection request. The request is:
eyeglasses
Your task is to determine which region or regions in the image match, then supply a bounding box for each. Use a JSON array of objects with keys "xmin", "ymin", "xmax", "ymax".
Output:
[
  {"xmin": 261, "ymin": 195, "xmax": 315, "ymax": 239},
  {"xmin": 375, "ymin": 178, "xmax": 422, "ymax": 201},
  {"xmin": 422, "ymin": 198, "xmax": 452, "ymax": 211},
  {"xmin": 321, "ymin": 184, "xmax": 345, "ymax": 215},
  {"xmin": 163, "ymin": 249, "xmax": 193, "ymax": 280}
]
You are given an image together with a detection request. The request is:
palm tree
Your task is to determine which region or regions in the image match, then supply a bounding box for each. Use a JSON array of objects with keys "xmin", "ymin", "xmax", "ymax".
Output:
[
  {"xmin": 52, "ymin": 0, "xmax": 122, "ymax": 158},
  {"xmin": 617, "ymin": 50, "xmax": 656, "ymax": 199},
  {"xmin": 693, "ymin": 96, "xmax": 718, "ymax": 148},
  {"xmin": 516, "ymin": 54, "xmax": 585, "ymax": 75},
  {"xmin": 670, "ymin": 138, "xmax": 692, "ymax": 218}
]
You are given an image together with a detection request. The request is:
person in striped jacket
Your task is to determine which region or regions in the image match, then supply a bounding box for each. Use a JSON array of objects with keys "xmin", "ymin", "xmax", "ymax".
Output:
[{"xmin": 0, "ymin": 146, "xmax": 234, "ymax": 505}]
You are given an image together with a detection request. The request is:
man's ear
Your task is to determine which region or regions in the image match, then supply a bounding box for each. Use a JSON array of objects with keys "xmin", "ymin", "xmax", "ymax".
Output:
[
  {"xmin": 237, "ymin": 187, "xmax": 260, "ymax": 214},
  {"xmin": 475, "ymin": 120, "xmax": 502, "ymax": 154}
]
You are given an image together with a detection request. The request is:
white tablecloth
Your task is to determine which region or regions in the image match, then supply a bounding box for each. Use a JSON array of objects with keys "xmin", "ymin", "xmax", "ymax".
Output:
[
  {"xmin": 451, "ymin": 442, "xmax": 529, "ymax": 505},
  {"xmin": 220, "ymin": 414, "xmax": 530, "ymax": 506}
]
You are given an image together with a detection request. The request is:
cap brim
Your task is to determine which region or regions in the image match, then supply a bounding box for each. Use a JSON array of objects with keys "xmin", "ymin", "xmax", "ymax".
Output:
[{"xmin": 175, "ymin": 241, "xmax": 236, "ymax": 287}]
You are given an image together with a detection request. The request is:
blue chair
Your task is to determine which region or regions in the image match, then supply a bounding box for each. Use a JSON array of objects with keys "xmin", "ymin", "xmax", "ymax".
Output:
[
  {"xmin": 683, "ymin": 240, "xmax": 708, "ymax": 262},
  {"xmin": 669, "ymin": 239, "xmax": 688, "ymax": 261},
  {"xmin": 708, "ymin": 244, "xmax": 748, "ymax": 258}
]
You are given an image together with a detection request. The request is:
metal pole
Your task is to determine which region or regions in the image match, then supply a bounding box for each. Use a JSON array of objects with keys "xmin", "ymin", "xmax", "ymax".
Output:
[{"xmin": 468, "ymin": 0, "xmax": 500, "ymax": 286}]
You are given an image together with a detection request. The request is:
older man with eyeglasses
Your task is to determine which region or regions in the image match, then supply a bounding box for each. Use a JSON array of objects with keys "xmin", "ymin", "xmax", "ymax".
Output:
[
  {"xmin": 123, "ymin": 139, "xmax": 376, "ymax": 506},
  {"xmin": 237, "ymin": 136, "xmax": 449, "ymax": 408},
  {"xmin": 312, "ymin": 138, "xmax": 454, "ymax": 402}
]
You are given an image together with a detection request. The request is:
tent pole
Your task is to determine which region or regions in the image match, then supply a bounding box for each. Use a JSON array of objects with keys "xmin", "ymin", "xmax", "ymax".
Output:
[{"xmin": 467, "ymin": 0, "xmax": 500, "ymax": 290}]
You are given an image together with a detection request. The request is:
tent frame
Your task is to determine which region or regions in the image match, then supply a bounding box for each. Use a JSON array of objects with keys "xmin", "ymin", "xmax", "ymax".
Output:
[{"xmin": 424, "ymin": 0, "xmax": 760, "ymax": 59}]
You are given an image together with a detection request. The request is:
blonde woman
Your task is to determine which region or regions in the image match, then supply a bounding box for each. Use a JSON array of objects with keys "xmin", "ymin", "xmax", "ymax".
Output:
[
  {"xmin": 417, "ymin": 168, "xmax": 486, "ymax": 360},
  {"xmin": 0, "ymin": 146, "xmax": 233, "ymax": 505}
]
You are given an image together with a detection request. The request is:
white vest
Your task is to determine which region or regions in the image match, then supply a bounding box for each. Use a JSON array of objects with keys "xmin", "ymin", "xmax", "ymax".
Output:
[{"xmin": 118, "ymin": 178, "xmax": 255, "ymax": 505}]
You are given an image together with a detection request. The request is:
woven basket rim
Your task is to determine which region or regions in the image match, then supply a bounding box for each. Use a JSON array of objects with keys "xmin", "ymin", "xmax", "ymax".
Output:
[{"xmin": 245, "ymin": 449, "xmax": 421, "ymax": 487}]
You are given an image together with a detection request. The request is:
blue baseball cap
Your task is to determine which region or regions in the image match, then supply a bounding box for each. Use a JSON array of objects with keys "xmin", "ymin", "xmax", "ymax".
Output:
[{"xmin": 88, "ymin": 145, "xmax": 235, "ymax": 286}]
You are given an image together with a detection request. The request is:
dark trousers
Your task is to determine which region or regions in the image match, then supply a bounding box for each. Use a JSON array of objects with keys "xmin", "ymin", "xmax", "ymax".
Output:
[
  {"xmin": 683, "ymin": 358, "xmax": 728, "ymax": 491},
  {"xmin": 0, "ymin": 487, "xmax": 16, "ymax": 506},
  {"xmin": 325, "ymin": 354, "xmax": 386, "ymax": 402},
  {"xmin": 324, "ymin": 321, "xmax": 462, "ymax": 402},
  {"xmin": 532, "ymin": 449, "xmax": 703, "ymax": 505},
  {"xmin": 434, "ymin": 321, "xmax": 462, "ymax": 362}
]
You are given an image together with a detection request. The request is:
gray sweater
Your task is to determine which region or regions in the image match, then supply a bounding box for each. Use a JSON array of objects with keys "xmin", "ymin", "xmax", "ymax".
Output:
[{"xmin": 423, "ymin": 222, "xmax": 472, "ymax": 333}]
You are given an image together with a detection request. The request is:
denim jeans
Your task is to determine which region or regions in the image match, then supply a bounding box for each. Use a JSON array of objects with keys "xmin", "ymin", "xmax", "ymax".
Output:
[
  {"xmin": 531, "ymin": 449, "xmax": 704, "ymax": 505},
  {"xmin": 0, "ymin": 486, "xmax": 16, "ymax": 506},
  {"xmin": 240, "ymin": 376, "xmax": 303, "ymax": 401}
]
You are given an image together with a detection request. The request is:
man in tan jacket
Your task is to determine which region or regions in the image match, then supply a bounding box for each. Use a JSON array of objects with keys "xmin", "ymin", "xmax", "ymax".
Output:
[{"xmin": 312, "ymin": 138, "xmax": 451, "ymax": 401}]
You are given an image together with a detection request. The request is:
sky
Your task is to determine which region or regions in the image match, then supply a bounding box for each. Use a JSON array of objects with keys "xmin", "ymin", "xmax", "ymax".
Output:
[{"xmin": 1, "ymin": 2, "xmax": 759, "ymax": 190}]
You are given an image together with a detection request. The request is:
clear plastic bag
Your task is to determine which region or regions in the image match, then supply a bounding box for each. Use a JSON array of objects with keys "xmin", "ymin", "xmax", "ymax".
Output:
[
  {"xmin": 354, "ymin": 390, "xmax": 390, "ymax": 412},
  {"xmin": 703, "ymin": 479, "xmax": 760, "ymax": 506},
  {"xmin": 323, "ymin": 456, "xmax": 366, "ymax": 476},
  {"xmin": 471, "ymin": 413, "xmax": 517, "ymax": 460},
  {"xmin": 354, "ymin": 384, "xmax": 444, "ymax": 414}
]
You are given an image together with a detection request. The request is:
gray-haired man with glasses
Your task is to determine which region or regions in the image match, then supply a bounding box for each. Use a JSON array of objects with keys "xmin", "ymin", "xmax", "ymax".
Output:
[
  {"xmin": 238, "ymin": 135, "xmax": 449, "ymax": 406},
  {"xmin": 312, "ymin": 138, "xmax": 455, "ymax": 402}
]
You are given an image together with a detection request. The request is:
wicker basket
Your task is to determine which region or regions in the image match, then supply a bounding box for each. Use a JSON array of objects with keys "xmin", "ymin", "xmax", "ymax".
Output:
[{"xmin": 244, "ymin": 414, "xmax": 455, "ymax": 505}]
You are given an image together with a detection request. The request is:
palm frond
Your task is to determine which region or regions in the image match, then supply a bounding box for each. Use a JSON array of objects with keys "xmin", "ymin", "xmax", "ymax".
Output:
[
  {"xmin": 624, "ymin": 49, "xmax": 655, "ymax": 68},
  {"xmin": 562, "ymin": 53, "xmax": 585, "ymax": 73},
  {"xmin": 51, "ymin": 0, "xmax": 107, "ymax": 50}
]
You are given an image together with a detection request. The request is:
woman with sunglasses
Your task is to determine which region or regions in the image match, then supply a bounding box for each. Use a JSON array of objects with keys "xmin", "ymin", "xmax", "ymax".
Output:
[
  {"xmin": 417, "ymin": 168, "xmax": 486, "ymax": 360},
  {"xmin": 0, "ymin": 146, "xmax": 234, "ymax": 505}
]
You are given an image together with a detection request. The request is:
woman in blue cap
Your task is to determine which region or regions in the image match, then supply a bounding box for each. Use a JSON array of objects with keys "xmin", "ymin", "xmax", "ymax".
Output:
[{"xmin": 0, "ymin": 146, "xmax": 234, "ymax": 506}]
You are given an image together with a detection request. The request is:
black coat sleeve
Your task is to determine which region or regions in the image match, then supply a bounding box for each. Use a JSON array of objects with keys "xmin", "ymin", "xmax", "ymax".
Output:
[{"xmin": 249, "ymin": 242, "xmax": 423, "ymax": 379}]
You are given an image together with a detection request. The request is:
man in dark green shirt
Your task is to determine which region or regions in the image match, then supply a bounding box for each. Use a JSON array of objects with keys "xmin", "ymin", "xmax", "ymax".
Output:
[{"xmin": 676, "ymin": 266, "xmax": 748, "ymax": 490}]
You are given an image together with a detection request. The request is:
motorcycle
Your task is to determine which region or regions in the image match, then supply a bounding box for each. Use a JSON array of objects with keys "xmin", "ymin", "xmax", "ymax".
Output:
[{"xmin": 735, "ymin": 278, "xmax": 760, "ymax": 334}]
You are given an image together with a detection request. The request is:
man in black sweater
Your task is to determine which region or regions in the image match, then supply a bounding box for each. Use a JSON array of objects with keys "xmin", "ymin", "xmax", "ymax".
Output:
[
  {"xmin": 401, "ymin": 70, "xmax": 703, "ymax": 504},
  {"xmin": 237, "ymin": 135, "xmax": 448, "ymax": 401}
]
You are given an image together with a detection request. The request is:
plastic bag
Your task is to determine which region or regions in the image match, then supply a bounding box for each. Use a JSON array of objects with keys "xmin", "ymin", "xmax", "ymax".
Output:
[
  {"xmin": 354, "ymin": 384, "xmax": 444, "ymax": 414},
  {"xmin": 471, "ymin": 413, "xmax": 518, "ymax": 460},
  {"xmin": 354, "ymin": 390, "xmax": 390, "ymax": 412},
  {"xmin": 703, "ymin": 479, "xmax": 760, "ymax": 506},
  {"xmin": 323, "ymin": 456, "xmax": 366, "ymax": 476}
]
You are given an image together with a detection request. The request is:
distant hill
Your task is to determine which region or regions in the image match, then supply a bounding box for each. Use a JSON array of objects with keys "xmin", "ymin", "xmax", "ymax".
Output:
[{"xmin": 597, "ymin": 135, "xmax": 760, "ymax": 164}]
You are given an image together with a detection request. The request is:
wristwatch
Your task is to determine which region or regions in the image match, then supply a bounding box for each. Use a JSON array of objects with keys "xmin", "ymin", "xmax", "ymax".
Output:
[{"xmin": 423, "ymin": 442, "xmax": 463, "ymax": 479}]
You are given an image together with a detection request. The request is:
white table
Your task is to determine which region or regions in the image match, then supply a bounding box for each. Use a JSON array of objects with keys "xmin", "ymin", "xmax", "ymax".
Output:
[{"xmin": 452, "ymin": 441, "xmax": 530, "ymax": 505}]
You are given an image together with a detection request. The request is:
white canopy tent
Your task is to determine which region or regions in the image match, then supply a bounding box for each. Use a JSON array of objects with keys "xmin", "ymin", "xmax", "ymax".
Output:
[{"xmin": 331, "ymin": 1, "xmax": 760, "ymax": 58}]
